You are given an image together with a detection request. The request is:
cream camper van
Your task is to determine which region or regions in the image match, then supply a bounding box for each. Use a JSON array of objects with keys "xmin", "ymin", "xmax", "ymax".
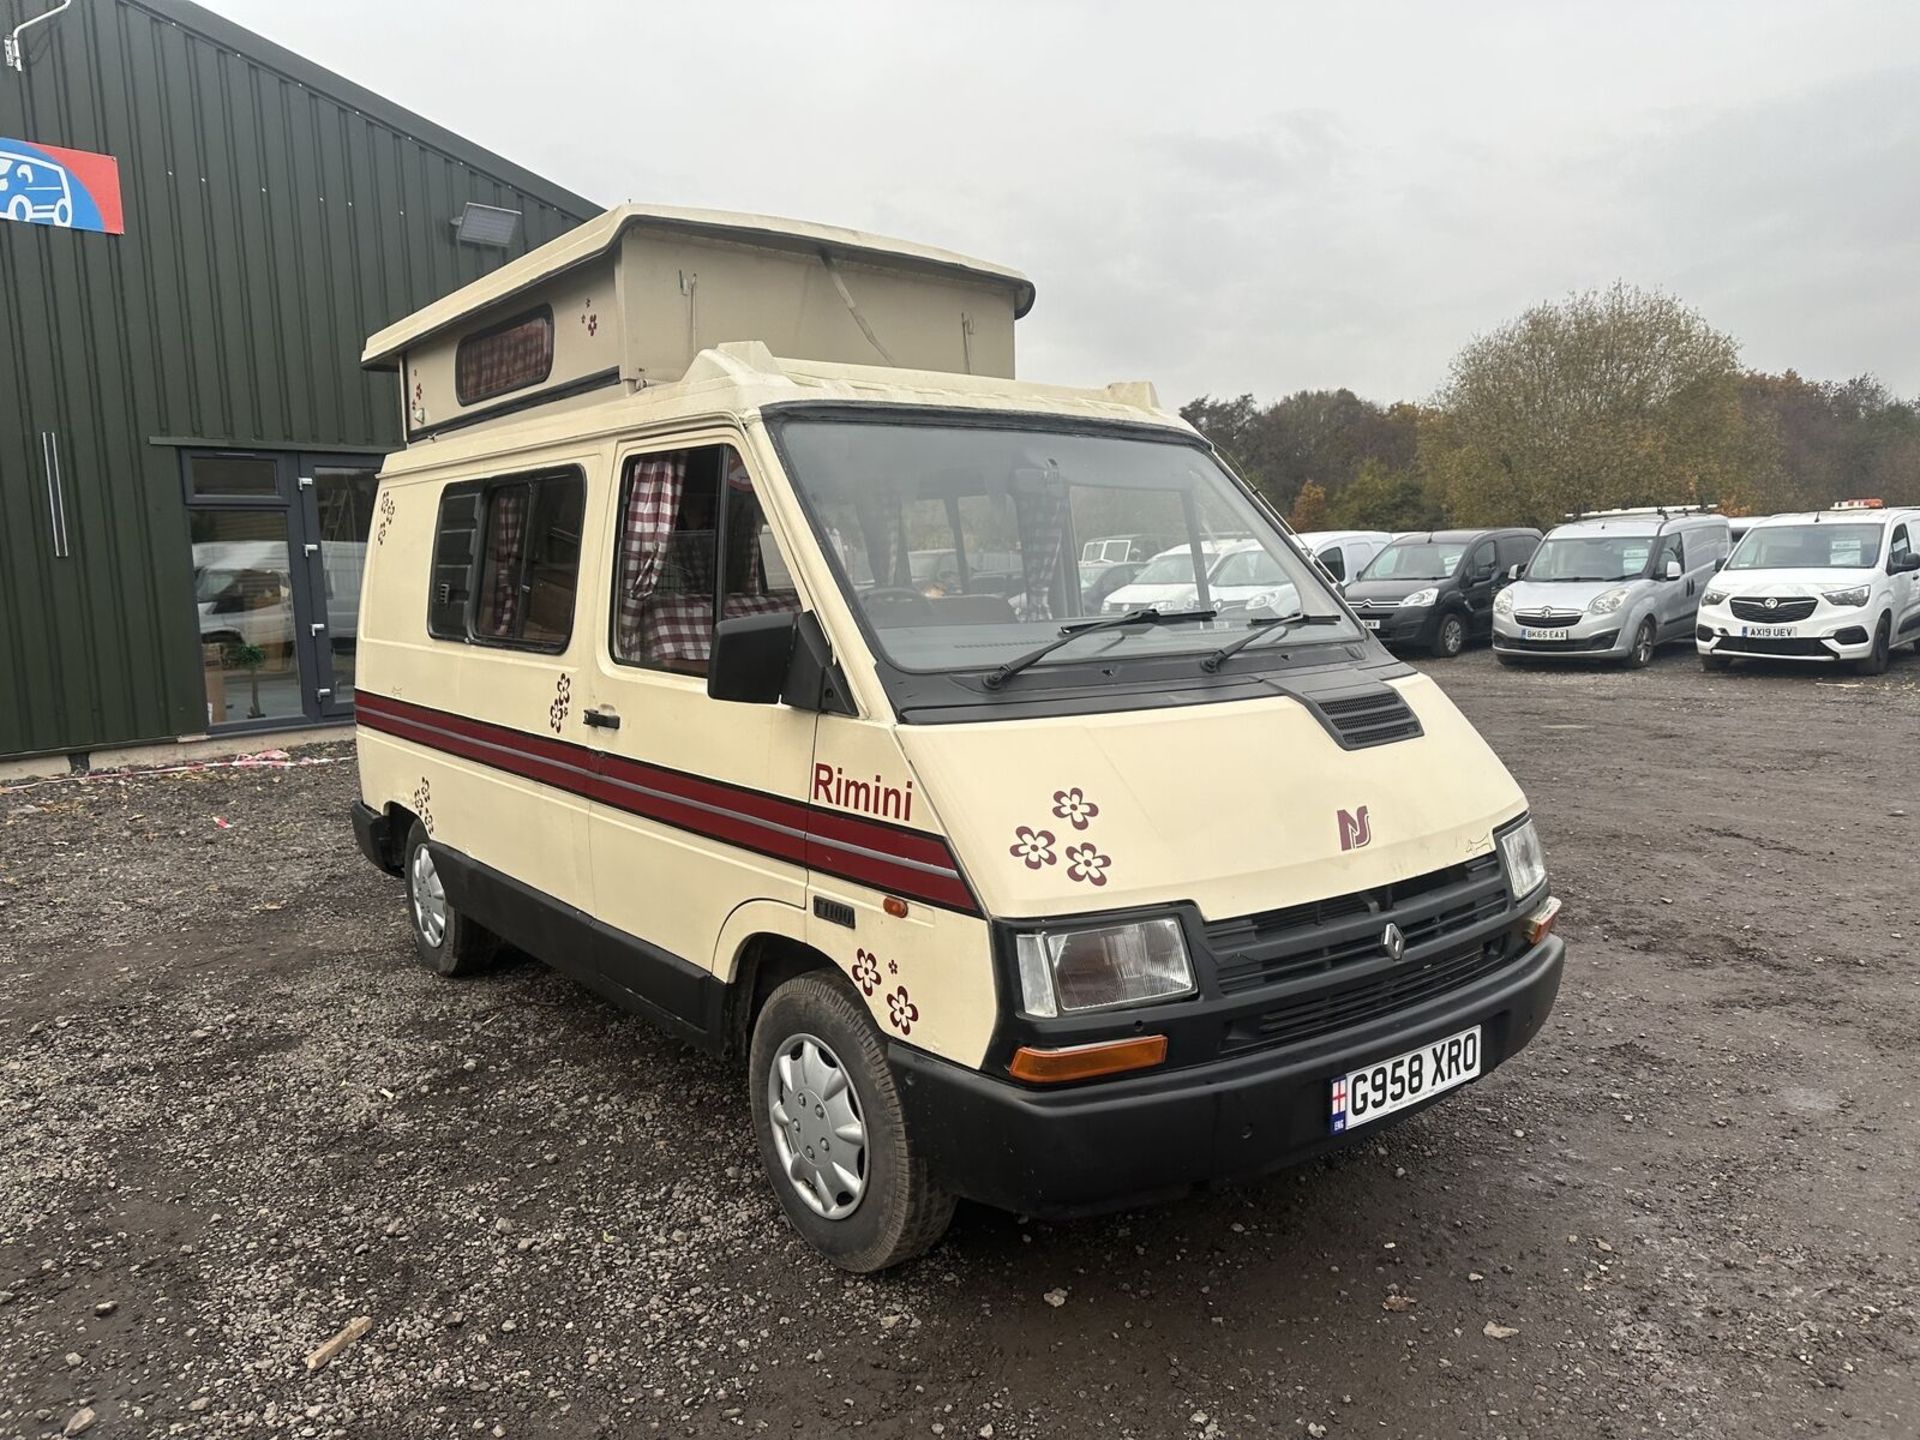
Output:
[{"xmin": 351, "ymin": 206, "xmax": 1565, "ymax": 1271}]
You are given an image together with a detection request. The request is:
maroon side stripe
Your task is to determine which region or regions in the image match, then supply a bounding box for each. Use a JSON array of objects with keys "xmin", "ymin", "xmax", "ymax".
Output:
[{"xmin": 355, "ymin": 692, "xmax": 979, "ymax": 913}]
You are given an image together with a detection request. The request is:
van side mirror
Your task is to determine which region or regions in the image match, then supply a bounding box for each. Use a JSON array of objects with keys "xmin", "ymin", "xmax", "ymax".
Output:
[
  {"xmin": 708, "ymin": 609, "xmax": 854, "ymax": 713},
  {"xmin": 1893, "ymin": 552, "xmax": 1920, "ymax": 573},
  {"xmin": 1713, "ymin": 557, "xmax": 1726, "ymax": 571},
  {"xmin": 1663, "ymin": 558, "xmax": 1682, "ymax": 581},
  {"xmin": 1505, "ymin": 562, "xmax": 1523, "ymax": 581}
]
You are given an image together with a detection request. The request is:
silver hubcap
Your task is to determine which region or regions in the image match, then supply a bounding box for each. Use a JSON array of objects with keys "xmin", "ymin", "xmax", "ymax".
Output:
[
  {"xmin": 1637, "ymin": 625, "xmax": 1653, "ymax": 662},
  {"xmin": 767, "ymin": 1033, "xmax": 868, "ymax": 1220},
  {"xmin": 410, "ymin": 844, "xmax": 447, "ymax": 947},
  {"xmin": 1444, "ymin": 618, "xmax": 1463, "ymax": 651}
]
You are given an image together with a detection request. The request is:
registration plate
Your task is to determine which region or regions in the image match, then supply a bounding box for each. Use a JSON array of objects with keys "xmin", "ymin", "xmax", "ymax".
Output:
[
  {"xmin": 1363, "ymin": 618, "xmax": 1382, "ymax": 631},
  {"xmin": 1741, "ymin": 624, "xmax": 1797, "ymax": 638},
  {"xmin": 1524, "ymin": 628, "xmax": 1570, "ymax": 641},
  {"xmin": 1330, "ymin": 1025, "xmax": 1481, "ymax": 1133}
]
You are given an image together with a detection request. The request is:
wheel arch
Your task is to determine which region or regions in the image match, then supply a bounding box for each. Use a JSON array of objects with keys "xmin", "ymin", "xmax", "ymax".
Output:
[{"xmin": 718, "ymin": 902, "xmax": 842, "ymax": 1060}]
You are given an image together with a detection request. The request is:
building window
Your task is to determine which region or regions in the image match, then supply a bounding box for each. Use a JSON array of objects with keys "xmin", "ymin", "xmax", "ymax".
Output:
[
  {"xmin": 429, "ymin": 469, "xmax": 585, "ymax": 649},
  {"xmin": 611, "ymin": 445, "xmax": 800, "ymax": 675},
  {"xmin": 454, "ymin": 306, "xmax": 554, "ymax": 406},
  {"xmin": 186, "ymin": 454, "xmax": 281, "ymax": 500}
]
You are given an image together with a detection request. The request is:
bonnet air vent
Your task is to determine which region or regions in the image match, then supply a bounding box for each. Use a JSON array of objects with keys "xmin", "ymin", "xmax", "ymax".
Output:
[{"xmin": 1308, "ymin": 687, "xmax": 1423, "ymax": 749}]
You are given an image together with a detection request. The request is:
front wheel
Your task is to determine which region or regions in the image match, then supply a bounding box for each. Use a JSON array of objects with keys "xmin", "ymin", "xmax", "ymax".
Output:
[
  {"xmin": 1626, "ymin": 617, "xmax": 1657, "ymax": 669},
  {"xmin": 403, "ymin": 821, "xmax": 498, "ymax": 976},
  {"xmin": 749, "ymin": 972, "xmax": 954, "ymax": 1272},
  {"xmin": 1853, "ymin": 617, "xmax": 1892, "ymax": 676},
  {"xmin": 1429, "ymin": 612, "xmax": 1467, "ymax": 659}
]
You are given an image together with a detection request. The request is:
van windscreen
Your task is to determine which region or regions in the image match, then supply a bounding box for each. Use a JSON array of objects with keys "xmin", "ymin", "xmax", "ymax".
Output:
[
  {"xmin": 774, "ymin": 417, "xmax": 1350, "ymax": 677},
  {"xmin": 1526, "ymin": 535, "xmax": 1653, "ymax": 582}
]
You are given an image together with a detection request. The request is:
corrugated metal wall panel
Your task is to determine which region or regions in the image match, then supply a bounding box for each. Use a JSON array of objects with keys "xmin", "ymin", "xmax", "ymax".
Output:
[{"xmin": 0, "ymin": 0, "xmax": 592, "ymax": 757}]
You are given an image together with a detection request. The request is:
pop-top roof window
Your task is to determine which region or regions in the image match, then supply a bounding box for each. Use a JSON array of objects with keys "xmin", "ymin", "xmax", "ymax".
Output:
[{"xmin": 455, "ymin": 306, "xmax": 554, "ymax": 406}]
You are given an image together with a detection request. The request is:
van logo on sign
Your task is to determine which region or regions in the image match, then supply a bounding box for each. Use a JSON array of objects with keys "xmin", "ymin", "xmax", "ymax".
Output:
[{"xmin": 1337, "ymin": 805, "xmax": 1372, "ymax": 852}]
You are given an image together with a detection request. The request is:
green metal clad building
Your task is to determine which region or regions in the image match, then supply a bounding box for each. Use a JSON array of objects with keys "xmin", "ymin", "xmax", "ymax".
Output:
[{"xmin": 1, "ymin": 0, "xmax": 594, "ymax": 760}]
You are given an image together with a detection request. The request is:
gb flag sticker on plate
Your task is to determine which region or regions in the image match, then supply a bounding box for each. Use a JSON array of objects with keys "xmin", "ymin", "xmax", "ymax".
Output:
[{"xmin": 1330, "ymin": 1025, "xmax": 1481, "ymax": 1133}]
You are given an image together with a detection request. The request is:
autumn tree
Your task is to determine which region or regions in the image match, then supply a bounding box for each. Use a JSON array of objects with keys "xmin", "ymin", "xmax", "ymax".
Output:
[
  {"xmin": 1288, "ymin": 481, "xmax": 1328, "ymax": 531},
  {"xmin": 1327, "ymin": 457, "xmax": 1446, "ymax": 531},
  {"xmin": 1426, "ymin": 283, "xmax": 1775, "ymax": 526}
]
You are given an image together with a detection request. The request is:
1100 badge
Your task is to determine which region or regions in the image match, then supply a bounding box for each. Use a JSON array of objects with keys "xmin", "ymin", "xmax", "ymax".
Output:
[{"xmin": 1330, "ymin": 1025, "xmax": 1482, "ymax": 1134}]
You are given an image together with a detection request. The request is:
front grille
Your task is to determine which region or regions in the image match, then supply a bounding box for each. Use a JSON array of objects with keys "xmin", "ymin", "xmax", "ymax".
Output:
[
  {"xmin": 1717, "ymin": 635, "xmax": 1833, "ymax": 657},
  {"xmin": 1207, "ymin": 853, "xmax": 1509, "ymax": 996},
  {"xmin": 1222, "ymin": 932, "xmax": 1521, "ymax": 1056},
  {"xmin": 1513, "ymin": 609, "xmax": 1584, "ymax": 627},
  {"xmin": 1500, "ymin": 630, "xmax": 1618, "ymax": 652},
  {"xmin": 1314, "ymin": 689, "xmax": 1422, "ymax": 748},
  {"xmin": 1731, "ymin": 596, "xmax": 1816, "ymax": 622}
]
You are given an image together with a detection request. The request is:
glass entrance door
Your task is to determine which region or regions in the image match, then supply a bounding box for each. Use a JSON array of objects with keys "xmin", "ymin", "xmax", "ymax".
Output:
[
  {"xmin": 301, "ymin": 462, "xmax": 380, "ymax": 718},
  {"xmin": 182, "ymin": 450, "xmax": 384, "ymax": 732}
]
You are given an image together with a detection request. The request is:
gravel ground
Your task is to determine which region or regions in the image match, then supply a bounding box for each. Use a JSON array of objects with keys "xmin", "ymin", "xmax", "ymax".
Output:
[{"xmin": 3, "ymin": 644, "xmax": 1918, "ymax": 1439}]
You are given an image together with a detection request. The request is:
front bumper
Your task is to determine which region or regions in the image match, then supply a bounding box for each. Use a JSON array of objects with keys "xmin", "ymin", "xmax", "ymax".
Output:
[
  {"xmin": 1351, "ymin": 606, "xmax": 1439, "ymax": 647},
  {"xmin": 1695, "ymin": 608, "xmax": 1874, "ymax": 662},
  {"xmin": 1493, "ymin": 614, "xmax": 1625, "ymax": 659},
  {"xmin": 893, "ymin": 933, "xmax": 1564, "ymax": 1218}
]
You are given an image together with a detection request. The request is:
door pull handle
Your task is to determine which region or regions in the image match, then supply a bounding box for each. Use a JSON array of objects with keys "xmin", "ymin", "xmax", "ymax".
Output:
[{"xmin": 583, "ymin": 708, "xmax": 621, "ymax": 730}]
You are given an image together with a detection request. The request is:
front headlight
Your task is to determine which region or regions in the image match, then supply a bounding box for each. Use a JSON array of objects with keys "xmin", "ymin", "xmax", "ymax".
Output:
[
  {"xmin": 1497, "ymin": 819, "xmax": 1548, "ymax": 899},
  {"xmin": 1402, "ymin": 587, "xmax": 1438, "ymax": 608},
  {"xmin": 1493, "ymin": 589, "xmax": 1515, "ymax": 616},
  {"xmin": 1014, "ymin": 918, "xmax": 1194, "ymax": 1017},
  {"xmin": 1701, "ymin": 588, "xmax": 1729, "ymax": 607},
  {"xmin": 1822, "ymin": 586, "xmax": 1869, "ymax": 607},
  {"xmin": 1588, "ymin": 586, "xmax": 1628, "ymax": 615}
]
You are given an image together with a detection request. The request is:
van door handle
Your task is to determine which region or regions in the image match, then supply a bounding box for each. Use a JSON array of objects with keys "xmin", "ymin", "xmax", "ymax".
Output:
[{"xmin": 583, "ymin": 708, "xmax": 621, "ymax": 730}]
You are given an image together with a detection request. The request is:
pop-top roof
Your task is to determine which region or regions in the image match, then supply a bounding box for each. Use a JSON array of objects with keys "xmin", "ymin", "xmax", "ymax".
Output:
[
  {"xmin": 362, "ymin": 203, "xmax": 1035, "ymax": 368},
  {"xmin": 364, "ymin": 204, "xmax": 1038, "ymax": 441}
]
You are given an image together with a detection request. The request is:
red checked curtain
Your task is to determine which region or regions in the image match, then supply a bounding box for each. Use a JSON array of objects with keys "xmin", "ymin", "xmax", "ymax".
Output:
[
  {"xmin": 616, "ymin": 453, "xmax": 689, "ymax": 659},
  {"xmin": 482, "ymin": 486, "xmax": 528, "ymax": 636}
]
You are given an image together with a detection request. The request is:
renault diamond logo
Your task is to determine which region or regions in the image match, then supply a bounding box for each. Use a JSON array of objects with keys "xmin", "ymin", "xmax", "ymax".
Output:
[
  {"xmin": 1382, "ymin": 922, "xmax": 1406, "ymax": 961},
  {"xmin": 1764, "ymin": 596, "xmax": 1778, "ymax": 610}
]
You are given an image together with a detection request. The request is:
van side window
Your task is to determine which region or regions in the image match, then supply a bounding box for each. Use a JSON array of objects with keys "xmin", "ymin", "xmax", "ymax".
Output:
[
  {"xmin": 612, "ymin": 445, "xmax": 801, "ymax": 674},
  {"xmin": 1316, "ymin": 546, "xmax": 1346, "ymax": 581},
  {"xmin": 1655, "ymin": 534, "xmax": 1684, "ymax": 573},
  {"xmin": 1891, "ymin": 524, "xmax": 1911, "ymax": 567},
  {"xmin": 428, "ymin": 472, "xmax": 584, "ymax": 646},
  {"xmin": 473, "ymin": 473, "xmax": 585, "ymax": 648}
]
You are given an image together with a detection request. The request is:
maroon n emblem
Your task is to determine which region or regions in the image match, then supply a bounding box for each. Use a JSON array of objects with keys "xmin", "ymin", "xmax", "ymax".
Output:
[{"xmin": 1337, "ymin": 805, "xmax": 1372, "ymax": 852}]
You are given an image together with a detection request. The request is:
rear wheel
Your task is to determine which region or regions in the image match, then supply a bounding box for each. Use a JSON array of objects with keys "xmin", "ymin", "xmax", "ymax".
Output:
[
  {"xmin": 1853, "ymin": 616, "xmax": 1892, "ymax": 676},
  {"xmin": 403, "ymin": 821, "xmax": 497, "ymax": 976},
  {"xmin": 749, "ymin": 972, "xmax": 954, "ymax": 1272},
  {"xmin": 1429, "ymin": 612, "xmax": 1467, "ymax": 659},
  {"xmin": 1626, "ymin": 618, "xmax": 1657, "ymax": 669}
]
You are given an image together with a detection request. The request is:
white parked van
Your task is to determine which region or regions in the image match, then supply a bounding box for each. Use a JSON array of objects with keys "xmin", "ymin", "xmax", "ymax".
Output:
[
  {"xmin": 1696, "ymin": 504, "xmax": 1920, "ymax": 672},
  {"xmin": 350, "ymin": 206, "xmax": 1564, "ymax": 1271}
]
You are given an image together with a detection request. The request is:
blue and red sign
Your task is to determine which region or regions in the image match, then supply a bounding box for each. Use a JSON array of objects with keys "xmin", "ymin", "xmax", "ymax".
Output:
[{"xmin": 0, "ymin": 138, "xmax": 123, "ymax": 234}]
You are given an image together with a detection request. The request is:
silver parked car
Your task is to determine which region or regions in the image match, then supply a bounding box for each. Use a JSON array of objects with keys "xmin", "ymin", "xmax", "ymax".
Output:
[{"xmin": 1493, "ymin": 509, "xmax": 1731, "ymax": 667}]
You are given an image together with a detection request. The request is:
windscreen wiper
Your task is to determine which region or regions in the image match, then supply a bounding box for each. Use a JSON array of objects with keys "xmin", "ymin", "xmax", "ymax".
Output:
[
  {"xmin": 984, "ymin": 606, "xmax": 1218, "ymax": 688},
  {"xmin": 1199, "ymin": 612, "xmax": 1343, "ymax": 672}
]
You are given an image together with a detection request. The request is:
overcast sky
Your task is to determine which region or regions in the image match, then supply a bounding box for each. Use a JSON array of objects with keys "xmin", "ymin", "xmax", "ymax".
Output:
[{"xmin": 207, "ymin": 0, "xmax": 1920, "ymax": 408}]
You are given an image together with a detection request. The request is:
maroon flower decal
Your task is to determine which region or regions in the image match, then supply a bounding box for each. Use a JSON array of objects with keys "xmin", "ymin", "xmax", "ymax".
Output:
[
  {"xmin": 887, "ymin": 958, "xmax": 898, "ymax": 975},
  {"xmin": 1065, "ymin": 843, "xmax": 1111, "ymax": 887},
  {"xmin": 1009, "ymin": 826, "xmax": 1057, "ymax": 870},
  {"xmin": 1051, "ymin": 787, "xmax": 1099, "ymax": 831},
  {"xmin": 886, "ymin": 986, "xmax": 920, "ymax": 1035},
  {"xmin": 412, "ymin": 778, "xmax": 434, "ymax": 836},
  {"xmin": 851, "ymin": 949, "xmax": 882, "ymax": 996},
  {"xmin": 375, "ymin": 491, "xmax": 397, "ymax": 545},
  {"xmin": 549, "ymin": 673, "xmax": 572, "ymax": 734}
]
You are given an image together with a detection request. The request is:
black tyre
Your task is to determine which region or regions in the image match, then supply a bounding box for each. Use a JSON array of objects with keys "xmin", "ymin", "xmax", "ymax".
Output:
[
  {"xmin": 1626, "ymin": 618, "xmax": 1657, "ymax": 669},
  {"xmin": 1853, "ymin": 617, "xmax": 1892, "ymax": 676},
  {"xmin": 402, "ymin": 820, "xmax": 497, "ymax": 977},
  {"xmin": 1429, "ymin": 612, "xmax": 1467, "ymax": 659},
  {"xmin": 749, "ymin": 971, "xmax": 954, "ymax": 1272},
  {"xmin": 1701, "ymin": 652, "xmax": 1731, "ymax": 672}
]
